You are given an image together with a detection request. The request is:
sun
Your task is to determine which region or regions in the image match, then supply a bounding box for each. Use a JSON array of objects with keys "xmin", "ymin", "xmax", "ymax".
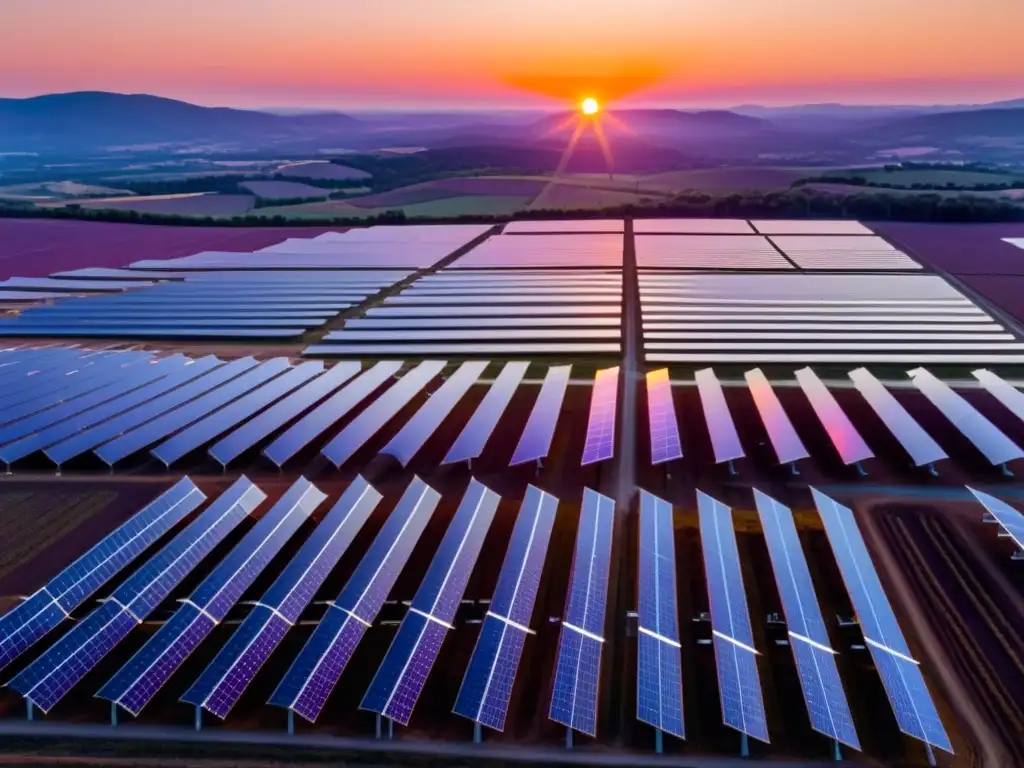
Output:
[{"xmin": 580, "ymin": 96, "xmax": 600, "ymax": 116}]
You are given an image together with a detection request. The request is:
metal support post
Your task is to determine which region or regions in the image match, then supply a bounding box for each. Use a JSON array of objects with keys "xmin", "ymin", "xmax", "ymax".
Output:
[{"xmin": 474, "ymin": 722, "xmax": 482, "ymax": 743}]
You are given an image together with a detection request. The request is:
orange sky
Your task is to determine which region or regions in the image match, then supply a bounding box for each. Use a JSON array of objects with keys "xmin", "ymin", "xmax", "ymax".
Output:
[{"xmin": 2, "ymin": 0, "xmax": 1021, "ymax": 108}]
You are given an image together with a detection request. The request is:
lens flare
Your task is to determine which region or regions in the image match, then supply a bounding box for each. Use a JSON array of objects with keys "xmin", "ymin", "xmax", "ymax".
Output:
[{"xmin": 581, "ymin": 96, "xmax": 600, "ymax": 115}]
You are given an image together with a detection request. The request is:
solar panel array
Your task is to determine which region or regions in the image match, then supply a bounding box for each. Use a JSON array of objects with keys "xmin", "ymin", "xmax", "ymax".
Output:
[
  {"xmin": 641, "ymin": 274, "xmax": 1024, "ymax": 364},
  {"xmin": 646, "ymin": 369, "xmax": 683, "ymax": 464},
  {"xmin": 581, "ymin": 367, "xmax": 619, "ymax": 466},
  {"xmin": 811, "ymin": 489, "xmax": 952, "ymax": 753},
  {"xmin": 361, "ymin": 479, "xmax": 500, "ymax": 725},
  {"xmin": 454, "ymin": 485, "xmax": 559, "ymax": 731},
  {"xmin": 450, "ymin": 233, "xmax": 623, "ymax": 269},
  {"xmin": 636, "ymin": 236, "xmax": 793, "ymax": 270},
  {"xmin": 309, "ymin": 269, "xmax": 622, "ymax": 357},
  {"xmin": 752, "ymin": 221, "xmax": 875, "ymax": 235},
  {"xmin": 503, "ymin": 219, "xmax": 624, "ymax": 234},
  {"xmin": 510, "ymin": 364, "xmax": 572, "ymax": 466},
  {"xmin": 769, "ymin": 236, "xmax": 921, "ymax": 271},
  {"xmin": 549, "ymin": 488, "xmax": 615, "ymax": 737},
  {"xmin": 745, "ymin": 368, "xmax": 809, "ymax": 466},
  {"xmin": 695, "ymin": 368, "xmax": 745, "ymax": 464},
  {"xmin": 634, "ymin": 219, "xmax": 754, "ymax": 234},
  {"xmin": 443, "ymin": 361, "xmax": 530, "ymax": 464},
  {"xmin": 795, "ymin": 367, "xmax": 875, "ymax": 466}
]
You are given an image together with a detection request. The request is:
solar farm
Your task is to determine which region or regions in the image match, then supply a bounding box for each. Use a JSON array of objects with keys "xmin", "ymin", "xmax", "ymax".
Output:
[{"xmin": 1, "ymin": 218, "xmax": 1024, "ymax": 766}]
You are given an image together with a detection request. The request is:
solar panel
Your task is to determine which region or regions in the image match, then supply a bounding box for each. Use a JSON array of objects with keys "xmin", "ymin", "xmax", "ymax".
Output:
[
  {"xmin": 8, "ymin": 478, "xmax": 264, "ymax": 713},
  {"xmin": 909, "ymin": 368, "xmax": 1024, "ymax": 467},
  {"xmin": 386, "ymin": 295, "xmax": 618, "ymax": 306},
  {"xmin": 96, "ymin": 358, "xmax": 291, "ymax": 466},
  {"xmin": 509, "ymin": 365, "xmax": 572, "ymax": 466},
  {"xmin": 848, "ymin": 368, "xmax": 947, "ymax": 468},
  {"xmin": 14, "ymin": 317, "xmax": 331, "ymax": 330},
  {"xmin": 811, "ymin": 488, "xmax": 952, "ymax": 753},
  {"xmin": 97, "ymin": 478, "xmax": 325, "ymax": 716},
  {"xmin": 269, "ymin": 477, "xmax": 441, "ymax": 723},
  {"xmin": 307, "ymin": 343, "xmax": 620, "ymax": 357},
  {"xmin": 769, "ymin": 236, "xmax": 920, "ymax": 271},
  {"xmin": 326, "ymin": 329, "xmax": 617, "ymax": 343},
  {"xmin": 744, "ymin": 369, "xmax": 809, "ymax": 466},
  {"xmin": 443, "ymin": 361, "xmax": 529, "ymax": 465},
  {"xmin": 380, "ymin": 361, "xmax": 488, "ymax": 465},
  {"xmin": 151, "ymin": 362, "xmax": 325, "ymax": 467},
  {"xmin": 752, "ymin": 220, "xmax": 874, "ymax": 235},
  {"xmin": 636, "ymin": 490, "xmax": 685, "ymax": 739},
  {"xmin": 361, "ymin": 479, "xmax": 500, "ymax": 725},
  {"xmin": 636, "ymin": 235, "xmax": 791, "ymax": 270},
  {"xmin": 966, "ymin": 487, "xmax": 1024, "ymax": 555},
  {"xmin": 209, "ymin": 362, "xmax": 361, "ymax": 467},
  {"xmin": 647, "ymin": 369, "xmax": 683, "ymax": 465},
  {"xmin": 0, "ymin": 277, "xmax": 152, "ymax": 292},
  {"xmin": 263, "ymin": 361, "xmax": 403, "ymax": 467},
  {"xmin": 0, "ymin": 326, "xmax": 309, "ymax": 340},
  {"xmin": 366, "ymin": 305, "xmax": 616, "ymax": 317},
  {"xmin": 503, "ymin": 220, "xmax": 623, "ymax": 234},
  {"xmin": 453, "ymin": 485, "xmax": 559, "ymax": 731},
  {"xmin": 549, "ymin": 489, "xmax": 615, "ymax": 737},
  {"xmin": 753, "ymin": 490, "xmax": 859, "ymax": 749},
  {"xmin": 696, "ymin": 491, "xmax": 769, "ymax": 743},
  {"xmin": 581, "ymin": 367, "xmax": 619, "ymax": 466},
  {"xmin": 0, "ymin": 478, "xmax": 205, "ymax": 674},
  {"xmin": 645, "ymin": 332, "xmax": 1012, "ymax": 343},
  {"xmin": 322, "ymin": 360, "xmax": 446, "ymax": 467},
  {"xmin": 644, "ymin": 322, "xmax": 998, "ymax": 333},
  {"xmin": 182, "ymin": 477, "xmax": 382, "ymax": 719},
  {"xmin": 634, "ymin": 219, "xmax": 753, "ymax": 234},
  {"xmin": 795, "ymin": 368, "xmax": 874, "ymax": 466},
  {"xmin": 349, "ymin": 317, "xmax": 620, "ymax": 329},
  {"xmin": 695, "ymin": 368, "xmax": 745, "ymax": 464},
  {"xmin": 972, "ymin": 369, "xmax": 1024, "ymax": 425}
]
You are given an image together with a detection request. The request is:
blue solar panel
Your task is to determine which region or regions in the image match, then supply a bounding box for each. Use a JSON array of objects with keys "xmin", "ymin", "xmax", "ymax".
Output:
[
  {"xmin": 96, "ymin": 359, "xmax": 291, "ymax": 466},
  {"xmin": 967, "ymin": 487, "xmax": 1024, "ymax": 553},
  {"xmin": 581, "ymin": 367, "xmax": 619, "ymax": 466},
  {"xmin": 182, "ymin": 477, "xmax": 382, "ymax": 719},
  {"xmin": 44, "ymin": 357, "xmax": 258, "ymax": 467},
  {"xmin": 0, "ymin": 478, "xmax": 205, "ymax": 674},
  {"xmin": 13, "ymin": 317, "xmax": 330, "ymax": 329},
  {"xmin": 0, "ymin": 326, "xmax": 310, "ymax": 340},
  {"xmin": 151, "ymin": 362, "xmax": 324, "ymax": 467},
  {"xmin": 322, "ymin": 360, "xmax": 447, "ymax": 467},
  {"xmin": 209, "ymin": 362, "xmax": 361, "ymax": 467},
  {"xmin": 269, "ymin": 477, "xmax": 441, "ymax": 723},
  {"xmin": 696, "ymin": 491, "xmax": 769, "ymax": 743},
  {"xmin": 811, "ymin": 488, "xmax": 951, "ymax": 753},
  {"xmin": 509, "ymin": 365, "xmax": 572, "ymax": 466},
  {"xmin": 647, "ymin": 369, "xmax": 683, "ymax": 465},
  {"xmin": 753, "ymin": 489, "xmax": 859, "ymax": 749},
  {"xmin": 443, "ymin": 361, "xmax": 529, "ymax": 465},
  {"xmin": 97, "ymin": 478, "xmax": 325, "ymax": 716},
  {"xmin": 360, "ymin": 480, "xmax": 499, "ymax": 726},
  {"xmin": 8, "ymin": 478, "xmax": 263, "ymax": 713},
  {"xmin": 636, "ymin": 490, "xmax": 685, "ymax": 738},
  {"xmin": 695, "ymin": 369, "xmax": 745, "ymax": 464},
  {"xmin": 381, "ymin": 361, "xmax": 487, "ymax": 466},
  {"xmin": 263, "ymin": 361, "xmax": 403, "ymax": 467},
  {"xmin": 549, "ymin": 489, "xmax": 614, "ymax": 736},
  {"xmin": 454, "ymin": 485, "xmax": 558, "ymax": 731}
]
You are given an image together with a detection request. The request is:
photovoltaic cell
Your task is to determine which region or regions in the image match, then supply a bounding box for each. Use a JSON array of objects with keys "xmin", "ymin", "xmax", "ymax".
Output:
[
  {"xmin": 443, "ymin": 361, "xmax": 529, "ymax": 464},
  {"xmin": 361, "ymin": 479, "xmax": 500, "ymax": 725},
  {"xmin": 581, "ymin": 367, "xmax": 619, "ymax": 466},
  {"xmin": 745, "ymin": 369, "xmax": 809, "ymax": 466},
  {"xmin": 8, "ymin": 478, "xmax": 264, "ymax": 713},
  {"xmin": 263, "ymin": 361, "xmax": 402, "ymax": 467},
  {"xmin": 322, "ymin": 360, "xmax": 447, "ymax": 467},
  {"xmin": 454, "ymin": 485, "xmax": 559, "ymax": 731},
  {"xmin": 636, "ymin": 490, "xmax": 685, "ymax": 739},
  {"xmin": 795, "ymin": 367, "xmax": 874, "ymax": 466},
  {"xmin": 695, "ymin": 368, "xmax": 745, "ymax": 464},
  {"xmin": 972, "ymin": 369, "xmax": 1024, "ymax": 425},
  {"xmin": 381, "ymin": 361, "xmax": 487, "ymax": 465},
  {"xmin": 848, "ymin": 368, "xmax": 947, "ymax": 468},
  {"xmin": 269, "ymin": 477, "xmax": 441, "ymax": 723},
  {"xmin": 909, "ymin": 367, "xmax": 1024, "ymax": 466},
  {"xmin": 646, "ymin": 369, "xmax": 683, "ymax": 465},
  {"xmin": 811, "ymin": 488, "xmax": 951, "ymax": 753},
  {"xmin": 97, "ymin": 478, "xmax": 325, "ymax": 716},
  {"xmin": 549, "ymin": 489, "xmax": 615, "ymax": 737},
  {"xmin": 696, "ymin": 491, "xmax": 769, "ymax": 743},
  {"xmin": 209, "ymin": 362, "xmax": 361, "ymax": 467},
  {"xmin": 753, "ymin": 490, "xmax": 859, "ymax": 749},
  {"xmin": 182, "ymin": 477, "xmax": 382, "ymax": 719},
  {"xmin": 0, "ymin": 478, "xmax": 205, "ymax": 674},
  {"xmin": 509, "ymin": 365, "xmax": 572, "ymax": 466}
]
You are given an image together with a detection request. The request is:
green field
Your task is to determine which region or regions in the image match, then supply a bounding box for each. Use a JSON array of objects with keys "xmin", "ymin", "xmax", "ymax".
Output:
[{"xmin": 819, "ymin": 167, "xmax": 1024, "ymax": 187}]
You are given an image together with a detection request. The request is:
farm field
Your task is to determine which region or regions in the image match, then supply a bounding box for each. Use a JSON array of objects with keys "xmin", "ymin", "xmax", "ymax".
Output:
[
  {"xmin": 241, "ymin": 181, "xmax": 332, "ymax": 200},
  {"xmin": 819, "ymin": 167, "xmax": 1024, "ymax": 187},
  {"xmin": 639, "ymin": 167, "xmax": 808, "ymax": 191},
  {"xmin": 803, "ymin": 183, "xmax": 1024, "ymax": 200},
  {"xmin": 528, "ymin": 181, "xmax": 650, "ymax": 209},
  {"xmin": 276, "ymin": 161, "xmax": 371, "ymax": 181},
  {"xmin": 67, "ymin": 193, "xmax": 256, "ymax": 216},
  {"xmin": 0, "ymin": 181, "xmax": 131, "ymax": 201}
]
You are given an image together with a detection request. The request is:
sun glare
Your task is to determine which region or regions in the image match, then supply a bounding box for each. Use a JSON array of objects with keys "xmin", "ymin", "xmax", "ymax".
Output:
[{"xmin": 581, "ymin": 96, "xmax": 600, "ymax": 116}]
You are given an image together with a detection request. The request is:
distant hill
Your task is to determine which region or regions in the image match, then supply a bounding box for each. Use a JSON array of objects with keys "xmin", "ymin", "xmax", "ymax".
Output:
[
  {"xmin": 0, "ymin": 92, "xmax": 362, "ymax": 151},
  {"xmin": 533, "ymin": 108, "xmax": 777, "ymax": 139},
  {"xmin": 864, "ymin": 108, "xmax": 1024, "ymax": 141}
]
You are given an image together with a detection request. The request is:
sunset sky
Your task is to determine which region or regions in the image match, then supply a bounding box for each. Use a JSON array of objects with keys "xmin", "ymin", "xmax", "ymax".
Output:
[{"xmin": 2, "ymin": 0, "xmax": 1021, "ymax": 109}]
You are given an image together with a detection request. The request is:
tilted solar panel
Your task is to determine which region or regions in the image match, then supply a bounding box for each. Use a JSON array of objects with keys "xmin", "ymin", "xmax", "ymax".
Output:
[
  {"xmin": 0, "ymin": 326, "xmax": 310, "ymax": 340},
  {"xmin": 443, "ymin": 361, "xmax": 529, "ymax": 465},
  {"xmin": 8, "ymin": 478, "xmax": 265, "ymax": 713},
  {"xmin": 306, "ymin": 343, "xmax": 620, "ymax": 357},
  {"xmin": 97, "ymin": 478, "xmax": 325, "ymax": 716},
  {"xmin": 811, "ymin": 488, "xmax": 951, "ymax": 753},
  {"xmin": 972, "ymin": 369, "xmax": 1024, "ymax": 425},
  {"xmin": 361, "ymin": 479, "xmax": 500, "ymax": 725},
  {"xmin": 636, "ymin": 490, "xmax": 685, "ymax": 739},
  {"xmin": 696, "ymin": 491, "xmax": 769, "ymax": 743},
  {"xmin": 263, "ymin": 361, "xmax": 403, "ymax": 467},
  {"xmin": 753, "ymin": 490, "xmax": 859, "ymax": 749},
  {"xmin": 182, "ymin": 477, "xmax": 382, "ymax": 719},
  {"xmin": 795, "ymin": 368, "xmax": 874, "ymax": 466},
  {"xmin": 646, "ymin": 369, "xmax": 683, "ymax": 465},
  {"xmin": 581, "ymin": 367, "xmax": 619, "ymax": 466},
  {"xmin": 966, "ymin": 487, "xmax": 1024, "ymax": 554},
  {"xmin": 269, "ymin": 477, "xmax": 441, "ymax": 723},
  {"xmin": 454, "ymin": 485, "xmax": 558, "ymax": 731},
  {"xmin": 0, "ymin": 478, "xmax": 205, "ymax": 674},
  {"xmin": 509, "ymin": 364, "xmax": 572, "ymax": 466},
  {"xmin": 549, "ymin": 489, "xmax": 615, "ymax": 737},
  {"xmin": 695, "ymin": 368, "xmax": 745, "ymax": 464},
  {"xmin": 745, "ymin": 369, "xmax": 809, "ymax": 466},
  {"xmin": 380, "ymin": 361, "xmax": 487, "ymax": 466}
]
